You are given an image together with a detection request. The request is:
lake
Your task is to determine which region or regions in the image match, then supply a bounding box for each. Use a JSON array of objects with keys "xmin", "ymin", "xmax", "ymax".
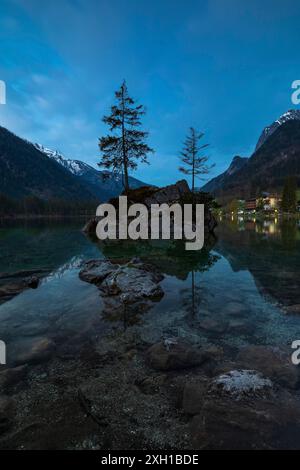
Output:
[{"xmin": 0, "ymin": 217, "xmax": 300, "ymax": 449}]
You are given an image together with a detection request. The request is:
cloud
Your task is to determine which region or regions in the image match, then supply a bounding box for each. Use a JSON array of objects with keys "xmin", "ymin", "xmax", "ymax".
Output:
[{"xmin": 1, "ymin": 0, "xmax": 299, "ymax": 186}]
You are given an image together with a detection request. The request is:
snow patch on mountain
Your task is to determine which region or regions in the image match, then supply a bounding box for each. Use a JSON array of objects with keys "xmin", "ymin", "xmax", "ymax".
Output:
[
  {"xmin": 255, "ymin": 109, "xmax": 300, "ymax": 151},
  {"xmin": 34, "ymin": 142, "xmax": 145, "ymax": 201},
  {"xmin": 34, "ymin": 143, "xmax": 94, "ymax": 176}
]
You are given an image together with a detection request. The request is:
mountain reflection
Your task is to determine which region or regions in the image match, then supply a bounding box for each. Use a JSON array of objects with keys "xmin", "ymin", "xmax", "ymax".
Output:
[{"xmin": 215, "ymin": 218, "xmax": 300, "ymax": 308}]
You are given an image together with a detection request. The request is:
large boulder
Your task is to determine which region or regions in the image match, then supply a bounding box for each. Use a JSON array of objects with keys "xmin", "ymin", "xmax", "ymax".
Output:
[
  {"xmin": 79, "ymin": 258, "xmax": 164, "ymax": 310},
  {"xmin": 236, "ymin": 345, "xmax": 300, "ymax": 390},
  {"xmin": 143, "ymin": 180, "xmax": 190, "ymax": 206},
  {"xmin": 187, "ymin": 370, "xmax": 300, "ymax": 449},
  {"xmin": 182, "ymin": 370, "xmax": 272, "ymax": 416},
  {"xmin": 210, "ymin": 369, "xmax": 273, "ymax": 400},
  {"xmin": 102, "ymin": 266, "xmax": 163, "ymax": 303},
  {"xmin": 82, "ymin": 179, "xmax": 217, "ymax": 237},
  {"xmin": 79, "ymin": 260, "xmax": 117, "ymax": 285}
]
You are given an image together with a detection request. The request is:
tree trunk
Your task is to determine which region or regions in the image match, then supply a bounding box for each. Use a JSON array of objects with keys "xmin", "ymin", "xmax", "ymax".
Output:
[
  {"xmin": 123, "ymin": 162, "xmax": 129, "ymax": 193},
  {"xmin": 121, "ymin": 84, "xmax": 129, "ymax": 193},
  {"xmin": 192, "ymin": 150, "xmax": 195, "ymax": 193}
]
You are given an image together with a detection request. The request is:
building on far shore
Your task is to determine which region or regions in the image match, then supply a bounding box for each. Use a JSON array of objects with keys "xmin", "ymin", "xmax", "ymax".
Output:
[
  {"xmin": 245, "ymin": 198, "xmax": 257, "ymax": 211},
  {"xmin": 261, "ymin": 192, "xmax": 281, "ymax": 211},
  {"xmin": 244, "ymin": 193, "xmax": 281, "ymax": 212}
]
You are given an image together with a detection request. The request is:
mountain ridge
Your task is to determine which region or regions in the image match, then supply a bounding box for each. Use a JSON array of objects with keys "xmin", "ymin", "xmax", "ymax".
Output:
[
  {"xmin": 0, "ymin": 126, "xmax": 96, "ymax": 201},
  {"xmin": 255, "ymin": 109, "xmax": 300, "ymax": 151},
  {"xmin": 0, "ymin": 125, "xmax": 147, "ymax": 204},
  {"xmin": 202, "ymin": 110, "xmax": 300, "ymax": 200},
  {"xmin": 34, "ymin": 143, "xmax": 147, "ymax": 201},
  {"xmin": 201, "ymin": 156, "xmax": 248, "ymax": 194}
]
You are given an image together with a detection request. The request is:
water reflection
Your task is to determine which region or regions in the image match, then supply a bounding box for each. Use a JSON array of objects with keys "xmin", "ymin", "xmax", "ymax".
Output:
[
  {"xmin": 216, "ymin": 218, "xmax": 300, "ymax": 308},
  {"xmin": 0, "ymin": 218, "xmax": 300, "ymax": 364}
]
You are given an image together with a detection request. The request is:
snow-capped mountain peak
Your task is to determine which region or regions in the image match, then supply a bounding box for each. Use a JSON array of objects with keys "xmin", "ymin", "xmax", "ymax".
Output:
[
  {"xmin": 34, "ymin": 143, "xmax": 94, "ymax": 176},
  {"xmin": 255, "ymin": 109, "xmax": 300, "ymax": 151},
  {"xmin": 34, "ymin": 142, "xmax": 147, "ymax": 201},
  {"xmin": 274, "ymin": 109, "xmax": 300, "ymax": 125}
]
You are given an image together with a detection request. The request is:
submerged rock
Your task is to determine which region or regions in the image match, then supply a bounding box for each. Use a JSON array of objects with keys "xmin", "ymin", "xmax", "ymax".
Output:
[
  {"xmin": 146, "ymin": 339, "xmax": 207, "ymax": 371},
  {"xmin": 0, "ymin": 274, "xmax": 41, "ymax": 304},
  {"xmin": 0, "ymin": 396, "xmax": 14, "ymax": 434},
  {"xmin": 225, "ymin": 301, "xmax": 247, "ymax": 316},
  {"xmin": 284, "ymin": 304, "xmax": 300, "ymax": 315},
  {"xmin": 135, "ymin": 374, "xmax": 167, "ymax": 395},
  {"xmin": 0, "ymin": 282, "xmax": 26, "ymax": 303},
  {"xmin": 12, "ymin": 337, "xmax": 56, "ymax": 366},
  {"xmin": 0, "ymin": 365, "xmax": 28, "ymax": 392},
  {"xmin": 198, "ymin": 318, "xmax": 228, "ymax": 334},
  {"xmin": 228, "ymin": 319, "xmax": 254, "ymax": 334},
  {"xmin": 182, "ymin": 379, "xmax": 209, "ymax": 415}
]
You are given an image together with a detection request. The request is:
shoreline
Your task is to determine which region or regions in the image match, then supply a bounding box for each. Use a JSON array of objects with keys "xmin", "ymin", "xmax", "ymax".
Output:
[{"xmin": 0, "ymin": 214, "xmax": 94, "ymax": 221}]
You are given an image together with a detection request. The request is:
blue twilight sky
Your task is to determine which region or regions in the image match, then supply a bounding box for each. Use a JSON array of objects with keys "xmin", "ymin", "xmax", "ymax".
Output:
[{"xmin": 0, "ymin": 0, "xmax": 299, "ymax": 186}]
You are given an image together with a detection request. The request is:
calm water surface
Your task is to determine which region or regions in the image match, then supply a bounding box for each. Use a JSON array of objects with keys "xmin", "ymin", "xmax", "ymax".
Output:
[{"xmin": 1, "ymin": 217, "xmax": 300, "ymax": 363}]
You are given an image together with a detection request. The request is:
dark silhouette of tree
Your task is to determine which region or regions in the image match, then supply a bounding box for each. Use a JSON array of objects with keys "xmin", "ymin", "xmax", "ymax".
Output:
[
  {"xmin": 281, "ymin": 176, "xmax": 297, "ymax": 213},
  {"xmin": 179, "ymin": 127, "xmax": 214, "ymax": 192},
  {"xmin": 99, "ymin": 81, "xmax": 154, "ymax": 192}
]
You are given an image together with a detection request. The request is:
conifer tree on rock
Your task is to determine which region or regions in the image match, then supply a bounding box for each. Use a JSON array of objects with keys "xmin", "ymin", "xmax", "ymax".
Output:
[{"xmin": 99, "ymin": 81, "xmax": 154, "ymax": 192}]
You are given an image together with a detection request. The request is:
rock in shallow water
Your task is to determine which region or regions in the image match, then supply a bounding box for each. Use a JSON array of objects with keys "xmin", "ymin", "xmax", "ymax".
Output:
[
  {"xmin": 11, "ymin": 337, "xmax": 56, "ymax": 366},
  {"xmin": 225, "ymin": 301, "xmax": 247, "ymax": 316},
  {"xmin": 79, "ymin": 259, "xmax": 164, "ymax": 307},
  {"xmin": 211, "ymin": 370, "xmax": 273, "ymax": 400},
  {"xmin": 0, "ymin": 272, "xmax": 42, "ymax": 304},
  {"xmin": 236, "ymin": 345, "xmax": 300, "ymax": 390},
  {"xmin": 198, "ymin": 318, "xmax": 228, "ymax": 334},
  {"xmin": 284, "ymin": 304, "xmax": 300, "ymax": 315},
  {"xmin": 182, "ymin": 379, "xmax": 209, "ymax": 415},
  {"xmin": 106, "ymin": 266, "xmax": 163, "ymax": 302},
  {"xmin": 146, "ymin": 340, "xmax": 207, "ymax": 371},
  {"xmin": 0, "ymin": 396, "xmax": 14, "ymax": 434},
  {"xmin": 25, "ymin": 276, "xmax": 40, "ymax": 289},
  {"xmin": 0, "ymin": 365, "xmax": 28, "ymax": 392},
  {"xmin": 186, "ymin": 370, "xmax": 300, "ymax": 449},
  {"xmin": 191, "ymin": 390, "xmax": 300, "ymax": 449},
  {"xmin": 79, "ymin": 260, "xmax": 117, "ymax": 285}
]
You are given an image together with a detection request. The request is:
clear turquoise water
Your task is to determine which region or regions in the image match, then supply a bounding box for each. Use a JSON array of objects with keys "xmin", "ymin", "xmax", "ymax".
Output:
[{"xmin": 0, "ymin": 217, "xmax": 300, "ymax": 364}]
